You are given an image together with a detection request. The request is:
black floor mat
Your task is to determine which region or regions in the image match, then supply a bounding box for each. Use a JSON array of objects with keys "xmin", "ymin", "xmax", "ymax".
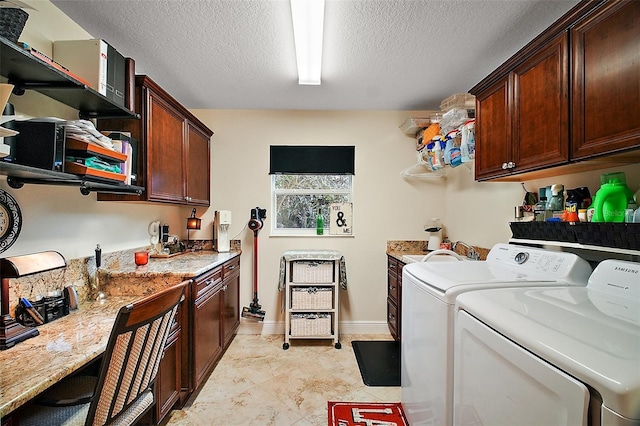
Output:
[{"xmin": 352, "ymin": 340, "xmax": 400, "ymax": 387}]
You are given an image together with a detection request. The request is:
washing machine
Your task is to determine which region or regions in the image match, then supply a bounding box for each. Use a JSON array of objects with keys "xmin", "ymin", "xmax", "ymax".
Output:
[
  {"xmin": 401, "ymin": 243, "xmax": 592, "ymax": 426},
  {"xmin": 453, "ymin": 259, "xmax": 640, "ymax": 426}
]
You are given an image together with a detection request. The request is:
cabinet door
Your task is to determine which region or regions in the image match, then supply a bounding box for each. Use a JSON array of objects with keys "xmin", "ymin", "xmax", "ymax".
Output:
[
  {"xmin": 387, "ymin": 299, "xmax": 399, "ymax": 341},
  {"xmin": 474, "ymin": 76, "xmax": 512, "ymax": 180},
  {"xmin": 193, "ymin": 285, "xmax": 223, "ymax": 389},
  {"xmin": 185, "ymin": 121, "xmax": 211, "ymax": 206},
  {"xmin": 571, "ymin": 0, "xmax": 640, "ymax": 159},
  {"xmin": 146, "ymin": 87, "xmax": 186, "ymax": 203},
  {"xmin": 387, "ymin": 257, "xmax": 399, "ymax": 306},
  {"xmin": 512, "ymin": 32, "xmax": 569, "ymax": 173},
  {"xmin": 387, "ymin": 256, "xmax": 402, "ymax": 341},
  {"xmin": 222, "ymin": 270, "xmax": 240, "ymax": 348},
  {"xmin": 155, "ymin": 328, "xmax": 181, "ymax": 424}
]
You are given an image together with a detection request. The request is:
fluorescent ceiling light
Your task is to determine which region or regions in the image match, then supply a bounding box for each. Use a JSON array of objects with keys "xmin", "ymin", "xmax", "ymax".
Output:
[{"xmin": 290, "ymin": 0, "xmax": 325, "ymax": 85}]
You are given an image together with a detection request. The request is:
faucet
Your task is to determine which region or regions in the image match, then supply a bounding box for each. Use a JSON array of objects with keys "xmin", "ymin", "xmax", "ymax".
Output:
[{"xmin": 452, "ymin": 241, "xmax": 481, "ymax": 260}]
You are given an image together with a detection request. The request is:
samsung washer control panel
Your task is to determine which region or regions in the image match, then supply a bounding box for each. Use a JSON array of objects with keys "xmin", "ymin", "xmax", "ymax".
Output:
[{"xmin": 487, "ymin": 243, "xmax": 592, "ymax": 283}]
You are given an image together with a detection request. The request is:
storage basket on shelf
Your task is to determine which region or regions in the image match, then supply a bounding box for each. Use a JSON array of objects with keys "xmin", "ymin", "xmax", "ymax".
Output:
[
  {"xmin": 0, "ymin": 8, "xmax": 28, "ymax": 43},
  {"xmin": 280, "ymin": 249, "xmax": 344, "ymax": 349},
  {"xmin": 291, "ymin": 260, "xmax": 334, "ymax": 283},
  {"xmin": 290, "ymin": 313, "xmax": 331, "ymax": 336},
  {"xmin": 291, "ymin": 287, "xmax": 333, "ymax": 310},
  {"xmin": 509, "ymin": 221, "xmax": 640, "ymax": 250},
  {"xmin": 509, "ymin": 221, "xmax": 578, "ymax": 243}
]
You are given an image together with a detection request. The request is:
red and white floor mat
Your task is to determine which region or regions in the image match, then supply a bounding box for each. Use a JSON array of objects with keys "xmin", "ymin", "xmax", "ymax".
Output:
[{"xmin": 328, "ymin": 401, "xmax": 408, "ymax": 426}]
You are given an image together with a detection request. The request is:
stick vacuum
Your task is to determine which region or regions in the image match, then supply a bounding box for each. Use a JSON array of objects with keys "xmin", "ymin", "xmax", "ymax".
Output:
[{"xmin": 242, "ymin": 207, "xmax": 267, "ymax": 321}]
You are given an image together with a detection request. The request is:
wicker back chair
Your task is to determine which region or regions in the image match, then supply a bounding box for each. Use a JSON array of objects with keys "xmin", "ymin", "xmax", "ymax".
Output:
[{"xmin": 20, "ymin": 281, "xmax": 187, "ymax": 426}]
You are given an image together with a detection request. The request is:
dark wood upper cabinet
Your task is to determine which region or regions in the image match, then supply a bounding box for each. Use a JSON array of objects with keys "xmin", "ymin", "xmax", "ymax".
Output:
[
  {"xmin": 185, "ymin": 122, "xmax": 211, "ymax": 206},
  {"xmin": 471, "ymin": 0, "xmax": 640, "ymax": 181},
  {"xmin": 98, "ymin": 75, "xmax": 213, "ymax": 205},
  {"xmin": 474, "ymin": 76, "xmax": 512, "ymax": 180},
  {"xmin": 512, "ymin": 33, "xmax": 569, "ymax": 173},
  {"xmin": 146, "ymin": 87, "xmax": 186, "ymax": 203},
  {"xmin": 571, "ymin": 0, "xmax": 640, "ymax": 160}
]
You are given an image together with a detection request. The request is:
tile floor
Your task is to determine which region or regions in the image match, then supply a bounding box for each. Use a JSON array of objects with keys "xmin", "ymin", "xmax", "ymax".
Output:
[{"xmin": 166, "ymin": 334, "xmax": 400, "ymax": 426}]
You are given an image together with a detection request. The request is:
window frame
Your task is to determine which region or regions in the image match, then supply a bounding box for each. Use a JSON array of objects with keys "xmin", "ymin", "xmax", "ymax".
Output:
[{"xmin": 270, "ymin": 174, "xmax": 354, "ymax": 236}]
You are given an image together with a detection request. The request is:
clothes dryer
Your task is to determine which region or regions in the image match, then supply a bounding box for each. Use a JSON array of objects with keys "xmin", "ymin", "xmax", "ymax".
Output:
[
  {"xmin": 401, "ymin": 243, "xmax": 592, "ymax": 426},
  {"xmin": 453, "ymin": 259, "xmax": 640, "ymax": 426}
]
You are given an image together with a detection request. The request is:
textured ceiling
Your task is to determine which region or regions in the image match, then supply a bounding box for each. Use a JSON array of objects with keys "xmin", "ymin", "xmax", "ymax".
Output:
[{"xmin": 51, "ymin": 0, "xmax": 580, "ymax": 111}]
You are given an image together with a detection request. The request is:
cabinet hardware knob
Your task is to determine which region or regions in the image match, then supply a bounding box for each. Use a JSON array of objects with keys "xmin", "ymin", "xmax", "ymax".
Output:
[
  {"xmin": 508, "ymin": 161, "xmax": 516, "ymax": 169},
  {"xmin": 501, "ymin": 162, "xmax": 508, "ymax": 169}
]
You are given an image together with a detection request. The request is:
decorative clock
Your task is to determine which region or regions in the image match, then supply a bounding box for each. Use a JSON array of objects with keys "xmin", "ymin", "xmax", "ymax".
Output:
[{"xmin": 0, "ymin": 188, "xmax": 22, "ymax": 253}]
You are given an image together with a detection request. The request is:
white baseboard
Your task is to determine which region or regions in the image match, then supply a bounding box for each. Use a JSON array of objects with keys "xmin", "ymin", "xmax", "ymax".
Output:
[{"xmin": 238, "ymin": 319, "xmax": 390, "ymax": 336}]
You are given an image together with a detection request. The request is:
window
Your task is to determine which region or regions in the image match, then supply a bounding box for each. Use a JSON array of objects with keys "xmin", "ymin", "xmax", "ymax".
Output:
[{"xmin": 270, "ymin": 146, "xmax": 354, "ymax": 236}]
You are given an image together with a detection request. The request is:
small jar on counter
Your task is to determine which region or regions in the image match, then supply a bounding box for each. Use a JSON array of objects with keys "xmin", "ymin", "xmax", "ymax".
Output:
[{"xmin": 578, "ymin": 209, "xmax": 587, "ymax": 222}]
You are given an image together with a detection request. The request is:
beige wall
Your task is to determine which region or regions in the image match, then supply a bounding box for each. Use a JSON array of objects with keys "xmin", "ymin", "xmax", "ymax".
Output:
[
  {"xmin": 192, "ymin": 109, "xmax": 447, "ymax": 332},
  {"xmin": 3, "ymin": 1, "xmax": 639, "ymax": 333},
  {"xmin": 1, "ymin": 1, "xmax": 190, "ymax": 260}
]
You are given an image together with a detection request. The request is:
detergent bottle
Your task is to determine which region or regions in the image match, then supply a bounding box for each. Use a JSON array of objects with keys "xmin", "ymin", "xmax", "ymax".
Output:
[{"xmin": 591, "ymin": 172, "xmax": 634, "ymax": 223}]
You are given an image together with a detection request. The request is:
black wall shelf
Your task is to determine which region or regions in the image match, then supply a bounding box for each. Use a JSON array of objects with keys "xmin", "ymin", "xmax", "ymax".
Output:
[
  {"xmin": 0, "ymin": 163, "xmax": 143, "ymax": 196},
  {"xmin": 0, "ymin": 35, "xmax": 138, "ymax": 119}
]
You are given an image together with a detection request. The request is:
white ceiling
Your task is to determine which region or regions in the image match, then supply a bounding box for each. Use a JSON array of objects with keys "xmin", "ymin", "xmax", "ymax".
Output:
[{"xmin": 51, "ymin": 0, "xmax": 580, "ymax": 111}]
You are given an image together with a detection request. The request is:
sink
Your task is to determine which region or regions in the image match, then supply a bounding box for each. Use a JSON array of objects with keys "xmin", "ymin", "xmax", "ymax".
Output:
[{"xmin": 401, "ymin": 254, "xmax": 463, "ymax": 263}]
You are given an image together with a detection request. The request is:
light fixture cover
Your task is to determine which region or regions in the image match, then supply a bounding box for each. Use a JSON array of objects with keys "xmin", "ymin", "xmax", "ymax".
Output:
[
  {"xmin": 290, "ymin": 0, "xmax": 325, "ymax": 85},
  {"xmin": 186, "ymin": 208, "xmax": 201, "ymax": 230}
]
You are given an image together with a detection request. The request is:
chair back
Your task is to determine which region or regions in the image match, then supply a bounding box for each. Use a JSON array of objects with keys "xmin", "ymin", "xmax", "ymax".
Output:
[{"xmin": 85, "ymin": 280, "xmax": 187, "ymax": 426}]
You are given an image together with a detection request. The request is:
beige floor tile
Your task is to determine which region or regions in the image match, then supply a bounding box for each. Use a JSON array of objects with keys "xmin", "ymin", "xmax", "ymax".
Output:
[{"xmin": 167, "ymin": 334, "xmax": 399, "ymax": 426}]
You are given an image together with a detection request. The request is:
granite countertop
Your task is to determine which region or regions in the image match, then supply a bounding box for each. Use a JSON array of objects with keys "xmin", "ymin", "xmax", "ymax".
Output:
[
  {"xmin": 0, "ymin": 297, "xmax": 136, "ymax": 418},
  {"xmin": 0, "ymin": 249, "xmax": 242, "ymax": 419},
  {"xmin": 386, "ymin": 240, "xmax": 430, "ymax": 262},
  {"xmin": 98, "ymin": 250, "xmax": 241, "ymax": 297},
  {"xmin": 386, "ymin": 240, "xmax": 489, "ymax": 262}
]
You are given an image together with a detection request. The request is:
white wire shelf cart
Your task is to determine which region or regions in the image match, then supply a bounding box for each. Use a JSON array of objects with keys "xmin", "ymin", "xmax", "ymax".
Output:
[{"xmin": 281, "ymin": 250, "xmax": 343, "ymax": 350}]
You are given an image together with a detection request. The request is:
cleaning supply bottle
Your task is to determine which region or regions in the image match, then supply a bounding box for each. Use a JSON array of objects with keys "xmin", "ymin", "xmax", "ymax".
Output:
[
  {"xmin": 443, "ymin": 134, "xmax": 453, "ymax": 165},
  {"xmin": 586, "ymin": 198, "xmax": 596, "ymax": 222},
  {"xmin": 316, "ymin": 208, "xmax": 324, "ymax": 235},
  {"xmin": 591, "ymin": 172, "xmax": 634, "ymax": 223},
  {"xmin": 548, "ymin": 184, "xmax": 565, "ymax": 216},
  {"xmin": 564, "ymin": 189, "xmax": 579, "ymax": 222},
  {"xmin": 460, "ymin": 119, "xmax": 475, "ymax": 162},
  {"xmin": 433, "ymin": 139, "xmax": 445, "ymax": 169},
  {"xmin": 534, "ymin": 187, "xmax": 549, "ymax": 222}
]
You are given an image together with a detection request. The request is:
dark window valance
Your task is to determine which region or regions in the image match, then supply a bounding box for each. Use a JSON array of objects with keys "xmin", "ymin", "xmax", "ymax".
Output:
[{"xmin": 269, "ymin": 145, "xmax": 355, "ymax": 175}]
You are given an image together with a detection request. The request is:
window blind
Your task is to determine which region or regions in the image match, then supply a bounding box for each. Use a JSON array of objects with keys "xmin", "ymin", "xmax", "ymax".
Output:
[{"xmin": 269, "ymin": 145, "xmax": 355, "ymax": 175}]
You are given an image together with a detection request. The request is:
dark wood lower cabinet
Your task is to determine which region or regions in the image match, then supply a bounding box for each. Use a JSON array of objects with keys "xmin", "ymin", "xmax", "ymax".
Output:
[
  {"xmin": 155, "ymin": 255, "xmax": 241, "ymax": 425},
  {"xmin": 155, "ymin": 324, "xmax": 182, "ymax": 423},
  {"xmin": 193, "ymin": 283, "xmax": 224, "ymax": 390},
  {"xmin": 222, "ymin": 258, "xmax": 240, "ymax": 348},
  {"xmin": 387, "ymin": 256, "xmax": 403, "ymax": 341}
]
